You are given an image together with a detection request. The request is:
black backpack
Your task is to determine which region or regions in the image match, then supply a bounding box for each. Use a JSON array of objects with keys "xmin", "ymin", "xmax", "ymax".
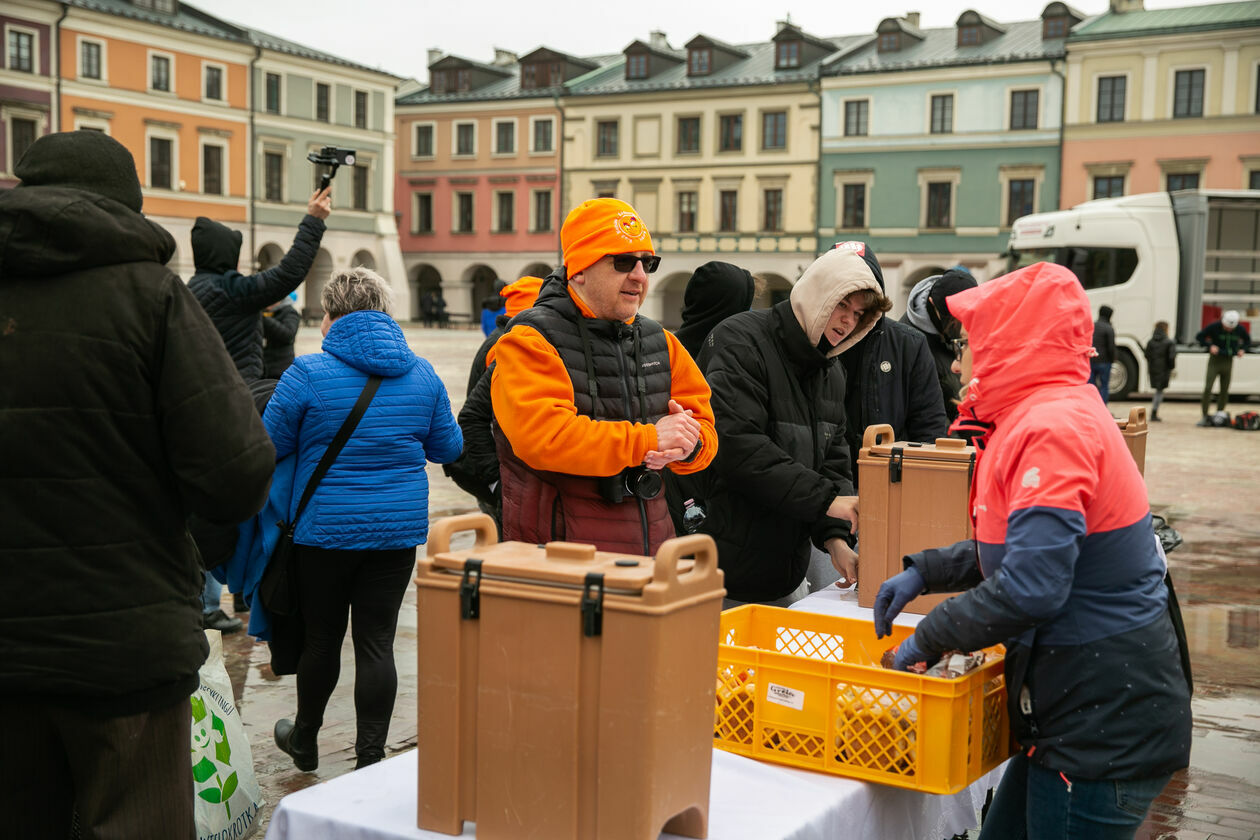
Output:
[{"xmin": 1232, "ymin": 411, "xmax": 1260, "ymax": 431}]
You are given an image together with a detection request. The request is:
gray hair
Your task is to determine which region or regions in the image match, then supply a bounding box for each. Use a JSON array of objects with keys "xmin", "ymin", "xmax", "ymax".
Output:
[{"xmin": 321, "ymin": 267, "xmax": 393, "ymax": 319}]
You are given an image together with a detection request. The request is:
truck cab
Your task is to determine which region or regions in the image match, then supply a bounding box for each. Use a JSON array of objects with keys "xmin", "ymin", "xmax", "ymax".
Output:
[{"xmin": 1006, "ymin": 190, "xmax": 1259, "ymax": 400}]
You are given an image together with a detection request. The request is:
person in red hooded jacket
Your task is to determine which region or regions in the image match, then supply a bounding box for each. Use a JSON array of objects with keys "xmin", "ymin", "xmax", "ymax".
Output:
[{"xmin": 873, "ymin": 262, "xmax": 1191, "ymax": 839}]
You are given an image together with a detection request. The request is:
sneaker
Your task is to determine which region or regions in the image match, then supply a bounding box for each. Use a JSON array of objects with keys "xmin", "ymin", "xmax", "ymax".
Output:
[
  {"xmin": 203, "ymin": 609, "xmax": 243, "ymax": 634},
  {"xmin": 233, "ymin": 592, "xmax": 248, "ymax": 613},
  {"xmin": 1195, "ymin": 416, "xmax": 1212, "ymax": 427}
]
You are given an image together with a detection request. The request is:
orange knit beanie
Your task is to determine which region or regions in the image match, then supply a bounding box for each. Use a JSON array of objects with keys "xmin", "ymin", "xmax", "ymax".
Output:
[
  {"xmin": 503, "ymin": 275, "xmax": 543, "ymax": 317},
  {"xmin": 560, "ymin": 198, "xmax": 653, "ymax": 277}
]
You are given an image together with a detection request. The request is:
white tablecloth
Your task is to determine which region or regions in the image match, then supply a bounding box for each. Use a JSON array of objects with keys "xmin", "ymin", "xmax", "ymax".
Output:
[
  {"xmin": 265, "ymin": 747, "xmax": 1000, "ymax": 840},
  {"xmin": 265, "ymin": 584, "xmax": 1002, "ymax": 840}
]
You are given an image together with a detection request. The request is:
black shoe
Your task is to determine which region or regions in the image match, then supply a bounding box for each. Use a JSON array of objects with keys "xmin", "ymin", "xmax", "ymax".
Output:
[
  {"xmin": 1151, "ymin": 414, "xmax": 1162, "ymax": 422},
  {"xmin": 275, "ymin": 718, "xmax": 320, "ymax": 772},
  {"xmin": 203, "ymin": 609, "xmax": 243, "ymax": 634},
  {"xmin": 233, "ymin": 592, "xmax": 248, "ymax": 613},
  {"xmin": 354, "ymin": 752, "xmax": 384, "ymax": 770}
]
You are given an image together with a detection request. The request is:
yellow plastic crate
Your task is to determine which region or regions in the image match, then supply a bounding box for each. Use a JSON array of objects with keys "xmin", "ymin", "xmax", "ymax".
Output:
[{"xmin": 714, "ymin": 605, "xmax": 1012, "ymax": 795}]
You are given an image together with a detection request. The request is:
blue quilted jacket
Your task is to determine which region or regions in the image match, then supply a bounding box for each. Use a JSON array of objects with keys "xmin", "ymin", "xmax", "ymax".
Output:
[{"xmin": 262, "ymin": 310, "xmax": 463, "ymax": 550}]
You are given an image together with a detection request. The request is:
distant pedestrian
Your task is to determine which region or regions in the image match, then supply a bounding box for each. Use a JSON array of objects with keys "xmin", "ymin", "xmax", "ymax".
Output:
[
  {"xmin": 479, "ymin": 278, "xmax": 507, "ymax": 336},
  {"xmin": 1144, "ymin": 320, "xmax": 1176, "ymax": 422},
  {"xmin": 266, "ymin": 267, "xmax": 462, "ymax": 772},
  {"xmin": 0, "ymin": 130, "xmax": 275, "ymax": 840},
  {"xmin": 1090, "ymin": 305, "xmax": 1117, "ymax": 403},
  {"xmin": 264, "ymin": 294, "xmax": 302, "ymax": 380},
  {"xmin": 419, "ymin": 289, "xmax": 436, "ymax": 327},
  {"xmin": 1196, "ymin": 310, "xmax": 1251, "ymax": 425},
  {"xmin": 432, "ymin": 290, "xmax": 449, "ymax": 328}
]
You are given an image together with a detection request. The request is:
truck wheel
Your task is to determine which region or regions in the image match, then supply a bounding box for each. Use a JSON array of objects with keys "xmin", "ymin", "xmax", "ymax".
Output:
[{"xmin": 1110, "ymin": 349, "xmax": 1138, "ymax": 400}]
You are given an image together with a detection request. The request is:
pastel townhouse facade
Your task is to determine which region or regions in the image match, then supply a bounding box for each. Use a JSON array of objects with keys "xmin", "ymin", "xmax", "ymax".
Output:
[
  {"xmin": 1, "ymin": 0, "xmax": 58, "ymax": 188},
  {"xmin": 819, "ymin": 5, "xmax": 1076, "ymax": 310},
  {"xmin": 563, "ymin": 24, "xmax": 863, "ymax": 327},
  {"xmin": 394, "ymin": 50, "xmax": 570, "ymax": 322},
  {"xmin": 1061, "ymin": 0, "xmax": 1260, "ymax": 206}
]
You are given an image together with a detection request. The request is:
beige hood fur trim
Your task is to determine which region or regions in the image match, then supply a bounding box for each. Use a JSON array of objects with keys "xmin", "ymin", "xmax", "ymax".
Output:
[{"xmin": 789, "ymin": 248, "xmax": 883, "ymax": 358}]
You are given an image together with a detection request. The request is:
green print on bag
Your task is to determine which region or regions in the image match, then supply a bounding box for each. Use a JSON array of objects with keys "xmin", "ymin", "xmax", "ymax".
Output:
[{"xmin": 191, "ymin": 694, "xmax": 240, "ymax": 819}]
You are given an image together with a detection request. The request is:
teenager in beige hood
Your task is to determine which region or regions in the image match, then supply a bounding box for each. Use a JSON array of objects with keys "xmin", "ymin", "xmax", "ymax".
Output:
[{"xmin": 790, "ymin": 248, "xmax": 889, "ymax": 358}]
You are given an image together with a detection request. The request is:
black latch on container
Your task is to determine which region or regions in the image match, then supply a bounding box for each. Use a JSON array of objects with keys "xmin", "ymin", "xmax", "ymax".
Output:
[
  {"xmin": 967, "ymin": 451, "xmax": 977, "ymax": 485},
  {"xmin": 460, "ymin": 558, "xmax": 483, "ymax": 620},
  {"xmin": 889, "ymin": 447, "xmax": 904, "ymax": 483},
  {"xmin": 581, "ymin": 573, "xmax": 605, "ymax": 637}
]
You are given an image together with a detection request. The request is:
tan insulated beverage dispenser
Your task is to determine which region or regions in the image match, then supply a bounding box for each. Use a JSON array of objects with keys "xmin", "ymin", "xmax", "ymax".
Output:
[
  {"xmin": 856, "ymin": 424, "xmax": 976, "ymax": 614},
  {"xmin": 415, "ymin": 513, "xmax": 725, "ymax": 840}
]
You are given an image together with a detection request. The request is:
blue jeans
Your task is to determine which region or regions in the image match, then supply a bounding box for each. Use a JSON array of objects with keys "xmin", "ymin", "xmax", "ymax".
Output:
[
  {"xmin": 202, "ymin": 571, "xmax": 222, "ymax": 614},
  {"xmin": 1090, "ymin": 361, "xmax": 1112, "ymax": 403},
  {"xmin": 978, "ymin": 753, "xmax": 1170, "ymax": 840}
]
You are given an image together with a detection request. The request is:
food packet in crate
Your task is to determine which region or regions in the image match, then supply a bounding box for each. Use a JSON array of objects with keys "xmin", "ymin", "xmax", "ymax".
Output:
[{"xmin": 880, "ymin": 647, "xmax": 985, "ymax": 678}]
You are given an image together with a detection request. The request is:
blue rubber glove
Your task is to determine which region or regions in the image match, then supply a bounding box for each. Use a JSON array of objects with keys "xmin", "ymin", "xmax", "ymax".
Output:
[
  {"xmin": 891, "ymin": 634, "xmax": 935, "ymax": 672},
  {"xmin": 873, "ymin": 566, "xmax": 925, "ymax": 639}
]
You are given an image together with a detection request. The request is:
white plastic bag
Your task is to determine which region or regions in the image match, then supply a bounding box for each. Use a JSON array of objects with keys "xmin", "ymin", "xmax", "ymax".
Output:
[{"xmin": 192, "ymin": 630, "xmax": 265, "ymax": 840}]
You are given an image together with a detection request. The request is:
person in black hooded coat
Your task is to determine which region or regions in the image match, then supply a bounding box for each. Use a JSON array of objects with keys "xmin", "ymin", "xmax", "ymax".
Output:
[
  {"xmin": 834, "ymin": 241, "xmax": 948, "ymax": 478},
  {"xmin": 900, "ymin": 267, "xmax": 979, "ymax": 421},
  {"xmin": 188, "ymin": 186, "xmax": 331, "ymax": 383}
]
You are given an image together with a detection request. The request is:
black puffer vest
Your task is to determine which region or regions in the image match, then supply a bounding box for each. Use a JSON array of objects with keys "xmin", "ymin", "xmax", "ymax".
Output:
[{"xmin": 495, "ymin": 275, "xmax": 675, "ymax": 556}]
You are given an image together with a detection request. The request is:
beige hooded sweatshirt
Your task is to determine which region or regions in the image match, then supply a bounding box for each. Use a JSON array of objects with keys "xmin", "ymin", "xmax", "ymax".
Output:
[{"xmin": 789, "ymin": 248, "xmax": 884, "ymax": 358}]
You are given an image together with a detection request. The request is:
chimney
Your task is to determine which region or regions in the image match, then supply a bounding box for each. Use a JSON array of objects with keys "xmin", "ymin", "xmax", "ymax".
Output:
[
  {"xmin": 492, "ymin": 47, "xmax": 517, "ymax": 66},
  {"xmin": 649, "ymin": 30, "xmax": 669, "ymax": 50},
  {"xmin": 905, "ymin": 11, "xmax": 920, "ymax": 28},
  {"xmin": 427, "ymin": 48, "xmax": 443, "ymax": 68},
  {"xmin": 1109, "ymin": 0, "xmax": 1144, "ymax": 11}
]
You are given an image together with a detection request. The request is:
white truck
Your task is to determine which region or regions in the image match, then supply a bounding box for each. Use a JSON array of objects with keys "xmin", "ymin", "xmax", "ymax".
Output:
[{"xmin": 1006, "ymin": 189, "xmax": 1260, "ymax": 399}]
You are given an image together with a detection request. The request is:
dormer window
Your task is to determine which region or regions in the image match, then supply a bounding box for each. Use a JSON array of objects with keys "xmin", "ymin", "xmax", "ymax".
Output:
[
  {"xmin": 775, "ymin": 41, "xmax": 800, "ymax": 69},
  {"xmin": 1043, "ymin": 16, "xmax": 1068, "ymax": 38},
  {"xmin": 626, "ymin": 53, "xmax": 648, "ymax": 80},
  {"xmin": 879, "ymin": 32, "xmax": 900, "ymax": 52},
  {"xmin": 958, "ymin": 25, "xmax": 981, "ymax": 45},
  {"xmin": 688, "ymin": 47, "xmax": 711, "ymax": 75},
  {"xmin": 431, "ymin": 69, "xmax": 471, "ymax": 94}
]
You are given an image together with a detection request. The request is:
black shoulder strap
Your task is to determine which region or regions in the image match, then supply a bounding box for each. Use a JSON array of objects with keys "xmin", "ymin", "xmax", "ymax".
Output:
[{"xmin": 289, "ymin": 374, "xmax": 383, "ymax": 526}]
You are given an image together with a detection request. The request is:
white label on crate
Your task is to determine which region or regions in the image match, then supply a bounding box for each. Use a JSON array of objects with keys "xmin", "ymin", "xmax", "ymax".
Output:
[{"xmin": 765, "ymin": 683, "xmax": 805, "ymax": 711}]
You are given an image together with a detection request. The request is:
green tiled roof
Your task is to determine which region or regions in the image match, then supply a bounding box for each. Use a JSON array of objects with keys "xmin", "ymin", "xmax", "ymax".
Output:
[
  {"xmin": 827, "ymin": 19, "xmax": 1064, "ymax": 76},
  {"xmin": 1070, "ymin": 1, "xmax": 1260, "ymax": 40}
]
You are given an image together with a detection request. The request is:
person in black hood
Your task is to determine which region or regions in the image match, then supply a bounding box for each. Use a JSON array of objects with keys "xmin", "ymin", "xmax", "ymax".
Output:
[
  {"xmin": 901, "ymin": 267, "xmax": 979, "ymax": 420},
  {"xmin": 674, "ymin": 260, "xmax": 758, "ymax": 359},
  {"xmin": 0, "ymin": 130, "xmax": 274, "ymax": 840},
  {"xmin": 189, "ymin": 186, "xmax": 331, "ymax": 384}
]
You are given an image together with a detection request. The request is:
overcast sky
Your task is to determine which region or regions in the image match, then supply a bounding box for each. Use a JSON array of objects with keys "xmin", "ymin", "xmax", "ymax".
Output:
[{"xmin": 190, "ymin": 0, "xmax": 1230, "ymax": 81}]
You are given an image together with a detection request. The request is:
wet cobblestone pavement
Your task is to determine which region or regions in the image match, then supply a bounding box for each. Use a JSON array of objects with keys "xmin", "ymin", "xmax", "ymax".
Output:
[{"xmin": 221, "ymin": 324, "xmax": 1259, "ymax": 838}]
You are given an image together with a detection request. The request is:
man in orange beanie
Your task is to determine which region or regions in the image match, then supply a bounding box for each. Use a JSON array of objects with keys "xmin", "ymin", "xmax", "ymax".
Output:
[{"xmin": 488, "ymin": 198, "xmax": 718, "ymax": 555}]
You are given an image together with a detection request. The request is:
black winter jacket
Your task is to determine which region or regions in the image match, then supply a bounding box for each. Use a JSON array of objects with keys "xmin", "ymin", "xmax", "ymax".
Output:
[
  {"xmin": 1196, "ymin": 321, "xmax": 1252, "ymax": 358},
  {"xmin": 692, "ymin": 301, "xmax": 855, "ymax": 602},
  {"xmin": 1144, "ymin": 328, "xmax": 1176, "ymax": 390},
  {"xmin": 841, "ymin": 316, "xmax": 949, "ymax": 475},
  {"xmin": 0, "ymin": 186, "xmax": 275, "ymax": 715},
  {"xmin": 189, "ymin": 214, "xmax": 325, "ymax": 382},
  {"xmin": 899, "ymin": 312, "xmax": 961, "ymax": 421},
  {"xmin": 262, "ymin": 302, "xmax": 301, "ymax": 380},
  {"xmin": 1092, "ymin": 317, "xmax": 1116, "ymax": 365}
]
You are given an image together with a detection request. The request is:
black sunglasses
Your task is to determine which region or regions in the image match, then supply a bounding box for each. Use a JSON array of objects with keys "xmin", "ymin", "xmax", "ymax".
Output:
[
  {"xmin": 951, "ymin": 337, "xmax": 969, "ymax": 362},
  {"xmin": 609, "ymin": 253, "xmax": 661, "ymax": 274}
]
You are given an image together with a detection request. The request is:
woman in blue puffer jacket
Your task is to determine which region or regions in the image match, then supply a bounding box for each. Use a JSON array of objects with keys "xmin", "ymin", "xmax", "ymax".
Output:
[{"xmin": 263, "ymin": 267, "xmax": 462, "ymax": 772}]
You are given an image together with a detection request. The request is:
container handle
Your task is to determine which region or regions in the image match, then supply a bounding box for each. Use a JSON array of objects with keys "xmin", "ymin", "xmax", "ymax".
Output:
[
  {"xmin": 861, "ymin": 423, "xmax": 895, "ymax": 449},
  {"xmin": 1127, "ymin": 406, "xmax": 1147, "ymax": 430},
  {"xmin": 649, "ymin": 533, "xmax": 720, "ymax": 596},
  {"xmin": 427, "ymin": 513, "xmax": 498, "ymax": 556}
]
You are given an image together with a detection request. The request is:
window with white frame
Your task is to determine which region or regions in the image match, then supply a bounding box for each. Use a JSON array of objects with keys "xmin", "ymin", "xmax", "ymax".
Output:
[
  {"xmin": 1096, "ymin": 75, "xmax": 1126, "ymax": 123},
  {"xmin": 203, "ymin": 63, "xmax": 226, "ymax": 102},
  {"xmin": 531, "ymin": 117, "xmax": 554, "ymax": 153},
  {"xmin": 918, "ymin": 168, "xmax": 960, "ymax": 229},
  {"xmin": 454, "ymin": 121, "xmax": 476, "ymax": 157},
  {"xmin": 999, "ymin": 165, "xmax": 1043, "ymax": 227},
  {"xmin": 1009, "ymin": 89, "xmax": 1039, "ymax": 130},
  {"xmin": 930, "ymin": 94, "xmax": 953, "ymax": 134},
  {"xmin": 4, "ymin": 107, "xmax": 45, "ymax": 175},
  {"xmin": 264, "ymin": 72, "xmax": 282, "ymax": 114},
  {"xmin": 843, "ymin": 100, "xmax": 868, "ymax": 137},
  {"xmin": 150, "ymin": 51, "xmax": 174, "ymax": 93},
  {"xmin": 413, "ymin": 192, "xmax": 433, "ymax": 233},
  {"xmin": 6, "ymin": 26, "xmax": 36, "ymax": 73},
  {"xmin": 718, "ymin": 188, "xmax": 738, "ymax": 231},
  {"xmin": 146, "ymin": 128, "xmax": 178, "ymax": 190},
  {"xmin": 354, "ymin": 90, "xmax": 368, "ymax": 129},
  {"xmin": 263, "ymin": 150, "xmax": 285, "ymax": 202},
  {"xmin": 79, "ymin": 38, "xmax": 104, "ymax": 81},
  {"xmin": 352, "ymin": 163, "xmax": 369, "ymax": 210},
  {"xmin": 200, "ymin": 139, "xmax": 226, "ymax": 195},
  {"xmin": 677, "ymin": 190, "xmax": 698, "ymax": 233},
  {"xmin": 596, "ymin": 120, "xmax": 619, "ymax": 157},
  {"xmin": 454, "ymin": 191, "xmax": 475, "ymax": 233},
  {"xmin": 494, "ymin": 119, "xmax": 516, "ymax": 155},
  {"xmin": 315, "ymin": 83, "xmax": 330, "ymax": 122},
  {"xmin": 762, "ymin": 187, "xmax": 784, "ymax": 232},
  {"xmin": 762, "ymin": 111, "xmax": 787, "ymax": 150},
  {"xmin": 531, "ymin": 188, "xmax": 553, "ymax": 232},
  {"xmin": 834, "ymin": 170, "xmax": 873, "ymax": 231},
  {"xmin": 1172, "ymin": 69, "xmax": 1204, "ymax": 119},
  {"xmin": 494, "ymin": 190, "xmax": 515, "ymax": 232},
  {"xmin": 413, "ymin": 122, "xmax": 435, "ymax": 158}
]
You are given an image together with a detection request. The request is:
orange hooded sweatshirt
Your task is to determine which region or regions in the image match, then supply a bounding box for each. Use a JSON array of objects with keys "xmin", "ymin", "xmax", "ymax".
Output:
[{"xmin": 489, "ymin": 285, "xmax": 717, "ymax": 478}]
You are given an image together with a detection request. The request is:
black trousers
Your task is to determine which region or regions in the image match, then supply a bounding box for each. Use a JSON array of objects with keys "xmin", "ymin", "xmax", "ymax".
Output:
[
  {"xmin": 0, "ymin": 696, "xmax": 195, "ymax": 839},
  {"xmin": 294, "ymin": 544, "xmax": 416, "ymax": 760}
]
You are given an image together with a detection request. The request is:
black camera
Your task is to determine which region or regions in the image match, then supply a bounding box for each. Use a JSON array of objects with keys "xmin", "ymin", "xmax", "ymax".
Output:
[
  {"xmin": 597, "ymin": 467, "xmax": 663, "ymax": 504},
  {"xmin": 306, "ymin": 146, "xmax": 357, "ymax": 190}
]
